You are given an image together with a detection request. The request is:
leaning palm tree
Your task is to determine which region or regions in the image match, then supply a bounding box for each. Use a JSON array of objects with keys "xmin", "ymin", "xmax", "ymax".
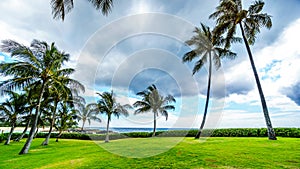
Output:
[
  {"xmin": 0, "ymin": 91, "xmax": 27, "ymax": 145},
  {"xmin": 209, "ymin": 0, "xmax": 276, "ymax": 140},
  {"xmin": 51, "ymin": 0, "xmax": 114, "ymax": 21},
  {"xmin": 0, "ymin": 39, "xmax": 77, "ymax": 154},
  {"xmin": 133, "ymin": 84, "xmax": 176, "ymax": 137},
  {"xmin": 76, "ymin": 102, "xmax": 102, "ymax": 131},
  {"xmin": 41, "ymin": 71, "xmax": 84, "ymax": 146},
  {"xmin": 183, "ymin": 23, "xmax": 237, "ymax": 139},
  {"xmin": 93, "ymin": 91, "xmax": 130, "ymax": 142}
]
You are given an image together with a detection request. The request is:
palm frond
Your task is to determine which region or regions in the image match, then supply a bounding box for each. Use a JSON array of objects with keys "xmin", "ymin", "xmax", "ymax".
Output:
[
  {"xmin": 51, "ymin": 0, "xmax": 74, "ymax": 21},
  {"xmin": 192, "ymin": 58, "xmax": 205, "ymax": 75},
  {"xmin": 248, "ymin": 0, "xmax": 264, "ymax": 15},
  {"xmin": 87, "ymin": 0, "xmax": 113, "ymax": 16}
]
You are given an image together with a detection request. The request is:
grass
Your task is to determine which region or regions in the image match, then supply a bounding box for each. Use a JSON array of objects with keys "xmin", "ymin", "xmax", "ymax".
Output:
[{"xmin": 0, "ymin": 137, "xmax": 299, "ymax": 169}]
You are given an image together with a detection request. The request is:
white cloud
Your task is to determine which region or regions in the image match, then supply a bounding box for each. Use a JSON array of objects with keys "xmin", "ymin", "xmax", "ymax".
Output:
[{"xmin": 224, "ymin": 18, "xmax": 300, "ymax": 110}]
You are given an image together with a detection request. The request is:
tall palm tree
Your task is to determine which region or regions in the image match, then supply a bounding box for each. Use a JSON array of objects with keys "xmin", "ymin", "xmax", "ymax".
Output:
[
  {"xmin": 0, "ymin": 39, "xmax": 76, "ymax": 154},
  {"xmin": 76, "ymin": 102, "xmax": 102, "ymax": 131},
  {"xmin": 209, "ymin": 0, "xmax": 276, "ymax": 140},
  {"xmin": 183, "ymin": 23, "xmax": 237, "ymax": 139},
  {"xmin": 133, "ymin": 84, "xmax": 176, "ymax": 137},
  {"xmin": 93, "ymin": 91, "xmax": 130, "ymax": 142},
  {"xmin": 51, "ymin": 0, "xmax": 114, "ymax": 21},
  {"xmin": 0, "ymin": 91, "xmax": 28, "ymax": 145}
]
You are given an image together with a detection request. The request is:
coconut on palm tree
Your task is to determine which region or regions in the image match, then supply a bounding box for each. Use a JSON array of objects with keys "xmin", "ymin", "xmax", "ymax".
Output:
[
  {"xmin": 183, "ymin": 23, "xmax": 237, "ymax": 139},
  {"xmin": 0, "ymin": 39, "xmax": 80, "ymax": 154},
  {"xmin": 93, "ymin": 91, "xmax": 130, "ymax": 142},
  {"xmin": 51, "ymin": 0, "xmax": 114, "ymax": 21},
  {"xmin": 133, "ymin": 84, "xmax": 176, "ymax": 137},
  {"xmin": 209, "ymin": 0, "xmax": 276, "ymax": 140},
  {"xmin": 0, "ymin": 91, "xmax": 28, "ymax": 145}
]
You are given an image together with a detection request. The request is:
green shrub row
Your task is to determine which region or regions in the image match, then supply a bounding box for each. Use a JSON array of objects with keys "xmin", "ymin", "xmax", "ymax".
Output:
[
  {"xmin": 197, "ymin": 128, "xmax": 300, "ymax": 138},
  {"xmin": 1, "ymin": 128, "xmax": 299, "ymax": 142},
  {"xmin": 0, "ymin": 132, "xmax": 127, "ymax": 141},
  {"xmin": 0, "ymin": 134, "xmax": 5, "ymax": 143},
  {"xmin": 123, "ymin": 128, "xmax": 300, "ymax": 138}
]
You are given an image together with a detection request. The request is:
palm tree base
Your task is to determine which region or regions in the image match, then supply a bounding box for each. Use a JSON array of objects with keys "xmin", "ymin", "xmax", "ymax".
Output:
[
  {"xmin": 195, "ymin": 131, "xmax": 201, "ymax": 139},
  {"xmin": 268, "ymin": 128, "xmax": 277, "ymax": 140}
]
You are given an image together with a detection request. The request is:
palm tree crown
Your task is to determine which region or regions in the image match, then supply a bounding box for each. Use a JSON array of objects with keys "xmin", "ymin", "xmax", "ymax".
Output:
[
  {"xmin": 183, "ymin": 23, "xmax": 237, "ymax": 74},
  {"xmin": 133, "ymin": 84, "xmax": 176, "ymax": 136},
  {"xmin": 76, "ymin": 102, "xmax": 102, "ymax": 131},
  {"xmin": 209, "ymin": 0, "xmax": 272, "ymax": 47},
  {"xmin": 51, "ymin": 0, "xmax": 113, "ymax": 21}
]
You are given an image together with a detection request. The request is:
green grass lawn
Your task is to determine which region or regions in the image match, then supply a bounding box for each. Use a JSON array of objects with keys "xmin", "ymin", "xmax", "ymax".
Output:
[{"xmin": 0, "ymin": 137, "xmax": 299, "ymax": 169}]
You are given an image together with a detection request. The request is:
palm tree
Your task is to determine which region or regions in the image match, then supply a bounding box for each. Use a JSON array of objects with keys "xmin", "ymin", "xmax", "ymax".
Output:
[
  {"xmin": 14, "ymin": 88, "xmax": 35, "ymax": 142},
  {"xmin": 41, "ymin": 71, "xmax": 84, "ymax": 146},
  {"xmin": 183, "ymin": 23, "xmax": 237, "ymax": 139},
  {"xmin": 209, "ymin": 0, "xmax": 276, "ymax": 140},
  {"xmin": 76, "ymin": 102, "xmax": 102, "ymax": 131},
  {"xmin": 133, "ymin": 84, "xmax": 176, "ymax": 137},
  {"xmin": 55, "ymin": 101, "xmax": 78, "ymax": 142},
  {"xmin": 0, "ymin": 91, "xmax": 27, "ymax": 145},
  {"xmin": 51, "ymin": 0, "xmax": 114, "ymax": 21},
  {"xmin": 0, "ymin": 39, "xmax": 77, "ymax": 154},
  {"xmin": 93, "ymin": 91, "xmax": 130, "ymax": 142}
]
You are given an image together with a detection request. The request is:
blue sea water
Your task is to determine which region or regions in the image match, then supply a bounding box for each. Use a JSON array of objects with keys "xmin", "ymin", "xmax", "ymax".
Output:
[{"xmin": 87, "ymin": 127, "xmax": 195, "ymax": 133}]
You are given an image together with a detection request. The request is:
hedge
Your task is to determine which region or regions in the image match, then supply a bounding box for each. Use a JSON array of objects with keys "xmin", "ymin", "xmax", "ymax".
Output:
[
  {"xmin": 124, "ymin": 128, "xmax": 300, "ymax": 138},
  {"xmin": 0, "ymin": 128, "xmax": 299, "ymax": 142},
  {"xmin": 0, "ymin": 134, "xmax": 5, "ymax": 143}
]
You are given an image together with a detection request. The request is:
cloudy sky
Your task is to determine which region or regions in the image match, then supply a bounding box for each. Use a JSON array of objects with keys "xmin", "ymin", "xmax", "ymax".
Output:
[{"xmin": 0, "ymin": 0, "xmax": 299, "ymax": 129}]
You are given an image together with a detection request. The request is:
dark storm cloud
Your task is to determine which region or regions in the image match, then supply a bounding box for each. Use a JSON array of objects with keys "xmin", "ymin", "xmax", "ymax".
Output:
[{"xmin": 285, "ymin": 82, "xmax": 300, "ymax": 106}]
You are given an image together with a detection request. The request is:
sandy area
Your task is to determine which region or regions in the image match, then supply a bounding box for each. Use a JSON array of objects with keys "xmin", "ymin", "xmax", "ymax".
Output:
[{"xmin": 0, "ymin": 127, "xmax": 50, "ymax": 133}]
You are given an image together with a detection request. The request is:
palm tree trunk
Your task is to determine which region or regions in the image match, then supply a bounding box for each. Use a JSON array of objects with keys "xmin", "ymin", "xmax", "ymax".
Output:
[
  {"xmin": 81, "ymin": 120, "xmax": 86, "ymax": 132},
  {"xmin": 34, "ymin": 125, "xmax": 39, "ymax": 138},
  {"xmin": 195, "ymin": 52, "xmax": 212, "ymax": 139},
  {"xmin": 19, "ymin": 82, "xmax": 46, "ymax": 155},
  {"xmin": 239, "ymin": 23, "xmax": 277, "ymax": 140},
  {"xmin": 42, "ymin": 101, "xmax": 58, "ymax": 146},
  {"xmin": 152, "ymin": 112, "xmax": 157, "ymax": 137},
  {"xmin": 105, "ymin": 116, "xmax": 110, "ymax": 143},
  {"xmin": 56, "ymin": 131, "xmax": 62, "ymax": 142},
  {"xmin": 4, "ymin": 124, "xmax": 15, "ymax": 145},
  {"xmin": 15, "ymin": 117, "xmax": 31, "ymax": 142}
]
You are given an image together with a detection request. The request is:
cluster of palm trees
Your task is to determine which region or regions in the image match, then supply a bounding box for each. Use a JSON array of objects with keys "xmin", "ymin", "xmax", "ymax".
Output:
[
  {"xmin": 50, "ymin": 0, "xmax": 276, "ymax": 139},
  {"xmin": 0, "ymin": 40, "xmax": 176, "ymax": 154},
  {"xmin": 0, "ymin": 0, "xmax": 277, "ymax": 155},
  {"xmin": 0, "ymin": 39, "xmax": 85, "ymax": 154},
  {"xmin": 183, "ymin": 0, "xmax": 276, "ymax": 140}
]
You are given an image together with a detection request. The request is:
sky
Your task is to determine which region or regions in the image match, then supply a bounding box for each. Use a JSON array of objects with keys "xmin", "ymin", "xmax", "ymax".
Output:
[{"xmin": 0, "ymin": 0, "xmax": 299, "ymax": 129}]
